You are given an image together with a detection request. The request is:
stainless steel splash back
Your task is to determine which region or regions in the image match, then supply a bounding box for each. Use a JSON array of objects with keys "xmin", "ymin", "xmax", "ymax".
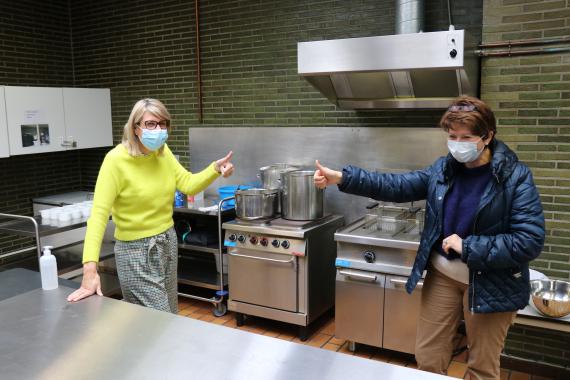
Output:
[
  {"xmin": 298, "ymin": 30, "xmax": 480, "ymax": 109},
  {"xmin": 189, "ymin": 127, "xmax": 447, "ymax": 223}
]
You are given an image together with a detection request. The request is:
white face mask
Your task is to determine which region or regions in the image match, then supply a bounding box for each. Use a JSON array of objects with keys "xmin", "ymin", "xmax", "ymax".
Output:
[{"xmin": 447, "ymin": 138, "xmax": 485, "ymax": 163}]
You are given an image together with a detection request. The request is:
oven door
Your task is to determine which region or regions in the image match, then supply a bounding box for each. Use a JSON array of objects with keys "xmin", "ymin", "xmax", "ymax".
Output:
[
  {"xmin": 228, "ymin": 248, "xmax": 298, "ymax": 312},
  {"xmin": 383, "ymin": 274, "xmax": 423, "ymax": 354},
  {"xmin": 335, "ymin": 268, "xmax": 385, "ymax": 348}
]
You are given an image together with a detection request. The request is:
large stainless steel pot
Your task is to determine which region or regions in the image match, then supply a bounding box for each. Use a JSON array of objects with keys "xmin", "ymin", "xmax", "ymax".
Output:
[
  {"xmin": 235, "ymin": 188, "xmax": 279, "ymax": 220},
  {"xmin": 258, "ymin": 164, "xmax": 299, "ymax": 190},
  {"xmin": 281, "ymin": 170, "xmax": 324, "ymax": 221},
  {"xmin": 259, "ymin": 164, "xmax": 299, "ymax": 214}
]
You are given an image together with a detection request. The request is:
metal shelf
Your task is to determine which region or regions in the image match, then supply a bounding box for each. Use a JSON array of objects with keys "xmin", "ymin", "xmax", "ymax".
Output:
[
  {"xmin": 178, "ymin": 259, "xmax": 228, "ymax": 290},
  {"xmin": 178, "ymin": 243, "xmax": 221, "ymax": 254},
  {"xmin": 0, "ymin": 216, "xmax": 88, "ymax": 238},
  {"xmin": 173, "ymin": 201, "xmax": 235, "ymax": 218}
]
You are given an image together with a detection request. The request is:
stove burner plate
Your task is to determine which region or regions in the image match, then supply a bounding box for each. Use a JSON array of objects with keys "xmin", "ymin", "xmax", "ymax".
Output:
[{"xmin": 234, "ymin": 215, "xmax": 333, "ymax": 230}]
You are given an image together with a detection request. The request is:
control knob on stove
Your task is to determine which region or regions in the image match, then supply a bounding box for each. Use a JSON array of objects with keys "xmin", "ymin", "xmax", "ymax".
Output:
[
  {"xmin": 249, "ymin": 236, "xmax": 258, "ymax": 245},
  {"xmin": 281, "ymin": 240, "xmax": 290, "ymax": 249},
  {"xmin": 260, "ymin": 238, "xmax": 268, "ymax": 247},
  {"xmin": 271, "ymin": 239, "xmax": 280, "ymax": 248},
  {"xmin": 363, "ymin": 251, "xmax": 376, "ymax": 263},
  {"xmin": 237, "ymin": 235, "xmax": 246, "ymax": 243},
  {"xmin": 228, "ymin": 234, "xmax": 237, "ymax": 242}
]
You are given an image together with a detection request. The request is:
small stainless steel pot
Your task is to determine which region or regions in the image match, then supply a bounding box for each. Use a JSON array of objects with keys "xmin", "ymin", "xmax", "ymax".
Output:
[
  {"xmin": 258, "ymin": 164, "xmax": 299, "ymax": 190},
  {"xmin": 235, "ymin": 188, "xmax": 279, "ymax": 220},
  {"xmin": 281, "ymin": 170, "xmax": 324, "ymax": 221}
]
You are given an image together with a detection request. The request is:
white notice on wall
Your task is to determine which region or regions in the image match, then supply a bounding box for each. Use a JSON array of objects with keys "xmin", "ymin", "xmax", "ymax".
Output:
[{"xmin": 23, "ymin": 109, "xmax": 44, "ymax": 124}]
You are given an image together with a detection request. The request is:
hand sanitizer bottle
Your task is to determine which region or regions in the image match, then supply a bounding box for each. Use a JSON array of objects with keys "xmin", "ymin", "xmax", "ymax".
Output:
[{"xmin": 40, "ymin": 246, "xmax": 58, "ymax": 290}]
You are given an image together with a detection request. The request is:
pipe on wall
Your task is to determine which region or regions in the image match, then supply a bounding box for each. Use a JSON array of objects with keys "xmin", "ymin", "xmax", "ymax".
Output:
[
  {"xmin": 479, "ymin": 36, "xmax": 570, "ymax": 49},
  {"xmin": 477, "ymin": 35, "xmax": 570, "ymax": 57},
  {"xmin": 476, "ymin": 46, "xmax": 570, "ymax": 57},
  {"xmin": 395, "ymin": 0, "xmax": 424, "ymax": 35},
  {"xmin": 475, "ymin": 36, "xmax": 570, "ymax": 57},
  {"xmin": 195, "ymin": 0, "xmax": 203, "ymax": 123}
]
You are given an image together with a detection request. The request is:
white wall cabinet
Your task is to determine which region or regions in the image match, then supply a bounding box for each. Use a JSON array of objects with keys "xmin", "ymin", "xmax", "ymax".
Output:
[
  {"xmin": 0, "ymin": 87, "xmax": 10, "ymax": 158},
  {"xmin": 5, "ymin": 86, "xmax": 67, "ymax": 156},
  {"xmin": 3, "ymin": 86, "xmax": 112, "ymax": 156},
  {"xmin": 63, "ymin": 88, "xmax": 112, "ymax": 150}
]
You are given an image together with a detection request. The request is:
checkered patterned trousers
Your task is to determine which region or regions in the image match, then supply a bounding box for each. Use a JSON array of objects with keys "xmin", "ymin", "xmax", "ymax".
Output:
[{"xmin": 114, "ymin": 226, "xmax": 178, "ymax": 314}]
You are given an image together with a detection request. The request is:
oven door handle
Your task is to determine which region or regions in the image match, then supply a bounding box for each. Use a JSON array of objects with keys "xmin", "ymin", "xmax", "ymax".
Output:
[
  {"xmin": 389, "ymin": 278, "xmax": 424, "ymax": 289},
  {"xmin": 229, "ymin": 252, "xmax": 296, "ymax": 265},
  {"xmin": 339, "ymin": 270, "xmax": 377, "ymax": 282}
]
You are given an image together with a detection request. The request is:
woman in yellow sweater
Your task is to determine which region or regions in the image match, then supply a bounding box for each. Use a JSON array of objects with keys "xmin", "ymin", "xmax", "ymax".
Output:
[{"xmin": 67, "ymin": 98, "xmax": 234, "ymax": 313}]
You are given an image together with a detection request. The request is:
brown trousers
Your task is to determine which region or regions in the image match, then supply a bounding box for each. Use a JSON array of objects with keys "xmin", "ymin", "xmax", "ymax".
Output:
[{"xmin": 415, "ymin": 267, "xmax": 517, "ymax": 380}]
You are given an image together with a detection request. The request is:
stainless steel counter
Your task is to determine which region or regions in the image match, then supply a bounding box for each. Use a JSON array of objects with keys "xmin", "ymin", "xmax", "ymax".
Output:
[
  {"xmin": 0, "ymin": 273, "xmax": 452, "ymax": 380},
  {"xmin": 515, "ymin": 302, "xmax": 570, "ymax": 333}
]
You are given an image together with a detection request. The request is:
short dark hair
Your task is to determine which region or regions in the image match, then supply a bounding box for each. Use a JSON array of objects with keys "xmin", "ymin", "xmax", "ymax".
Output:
[{"xmin": 440, "ymin": 96, "xmax": 497, "ymax": 139}]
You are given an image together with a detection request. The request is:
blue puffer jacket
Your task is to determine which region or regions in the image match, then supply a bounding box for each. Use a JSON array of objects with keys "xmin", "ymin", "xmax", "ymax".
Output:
[{"xmin": 338, "ymin": 139, "xmax": 545, "ymax": 313}]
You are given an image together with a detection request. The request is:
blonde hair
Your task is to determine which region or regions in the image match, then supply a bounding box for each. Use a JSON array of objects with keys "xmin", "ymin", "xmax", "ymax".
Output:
[{"xmin": 122, "ymin": 98, "xmax": 172, "ymax": 156}]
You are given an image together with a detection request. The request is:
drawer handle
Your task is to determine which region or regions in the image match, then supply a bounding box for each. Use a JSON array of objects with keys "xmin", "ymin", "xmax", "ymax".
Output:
[
  {"xmin": 229, "ymin": 252, "xmax": 295, "ymax": 265},
  {"xmin": 389, "ymin": 278, "xmax": 424, "ymax": 289},
  {"xmin": 339, "ymin": 270, "xmax": 377, "ymax": 282}
]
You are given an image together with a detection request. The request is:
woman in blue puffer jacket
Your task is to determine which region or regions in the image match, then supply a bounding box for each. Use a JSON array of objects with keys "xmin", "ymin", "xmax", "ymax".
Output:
[{"xmin": 314, "ymin": 96, "xmax": 545, "ymax": 380}]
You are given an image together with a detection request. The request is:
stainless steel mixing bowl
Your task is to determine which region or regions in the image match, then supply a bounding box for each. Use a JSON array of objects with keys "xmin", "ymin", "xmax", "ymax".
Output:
[{"xmin": 530, "ymin": 279, "xmax": 570, "ymax": 318}]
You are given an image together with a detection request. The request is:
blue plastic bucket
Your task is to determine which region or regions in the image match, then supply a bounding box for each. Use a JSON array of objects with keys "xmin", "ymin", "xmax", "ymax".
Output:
[{"xmin": 217, "ymin": 185, "xmax": 253, "ymax": 209}]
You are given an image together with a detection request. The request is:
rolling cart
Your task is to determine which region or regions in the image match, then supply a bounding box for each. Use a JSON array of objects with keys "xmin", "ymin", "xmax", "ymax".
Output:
[
  {"xmin": 0, "ymin": 213, "xmax": 43, "ymax": 265},
  {"xmin": 175, "ymin": 197, "xmax": 234, "ymax": 317},
  {"xmin": 0, "ymin": 213, "xmax": 120, "ymax": 295}
]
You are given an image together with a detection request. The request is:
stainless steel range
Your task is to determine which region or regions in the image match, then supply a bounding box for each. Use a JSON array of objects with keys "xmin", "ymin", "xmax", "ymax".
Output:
[
  {"xmin": 334, "ymin": 205, "xmax": 425, "ymax": 354},
  {"xmin": 223, "ymin": 214, "xmax": 344, "ymax": 340}
]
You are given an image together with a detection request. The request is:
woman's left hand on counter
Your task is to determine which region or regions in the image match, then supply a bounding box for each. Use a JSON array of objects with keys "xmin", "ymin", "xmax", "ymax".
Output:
[
  {"xmin": 442, "ymin": 234, "xmax": 463, "ymax": 255},
  {"xmin": 215, "ymin": 151, "xmax": 234, "ymax": 178}
]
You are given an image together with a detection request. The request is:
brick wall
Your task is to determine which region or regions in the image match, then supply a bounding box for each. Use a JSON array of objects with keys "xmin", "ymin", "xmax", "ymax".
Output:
[
  {"xmin": 482, "ymin": 0, "xmax": 570, "ymax": 281},
  {"xmin": 481, "ymin": 0, "xmax": 570, "ymax": 369},
  {"xmin": 0, "ymin": 0, "xmax": 73, "ymax": 87}
]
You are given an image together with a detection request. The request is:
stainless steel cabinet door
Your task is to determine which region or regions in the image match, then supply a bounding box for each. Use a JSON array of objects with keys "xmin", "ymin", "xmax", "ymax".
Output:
[
  {"xmin": 383, "ymin": 274, "xmax": 423, "ymax": 354},
  {"xmin": 228, "ymin": 248, "xmax": 298, "ymax": 312},
  {"xmin": 335, "ymin": 269, "xmax": 385, "ymax": 348}
]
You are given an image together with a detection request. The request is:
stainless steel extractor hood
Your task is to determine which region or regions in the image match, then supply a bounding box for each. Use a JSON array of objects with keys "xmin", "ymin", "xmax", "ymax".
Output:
[{"xmin": 297, "ymin": 29, "xmax": 480, "ymax": 109}]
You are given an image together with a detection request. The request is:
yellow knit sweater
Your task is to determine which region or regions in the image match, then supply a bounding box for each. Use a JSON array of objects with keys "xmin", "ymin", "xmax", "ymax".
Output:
[{"xmin": 82, "ymin": 143, "xmax": 220, "ymax": 263}]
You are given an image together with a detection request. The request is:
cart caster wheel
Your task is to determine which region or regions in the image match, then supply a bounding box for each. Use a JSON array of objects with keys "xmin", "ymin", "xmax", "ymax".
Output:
[
  {"xmin": 213, "ymin": 303, "xmax": 227, "ymax": 317},
  {"xmin": 299, "ymin": 326, "xmax": 309, "ymax": 342},
  {"xmin": 235, "ymin": 313, "xmax": 246, "ymax": 327},
  {"xmin": 348, "ymin": 341, "xmax": 356, "ymax": 352}
]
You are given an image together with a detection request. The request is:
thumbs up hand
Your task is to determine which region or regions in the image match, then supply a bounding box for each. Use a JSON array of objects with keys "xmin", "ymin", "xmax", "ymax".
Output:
[
  {"xmin": 314, "ymin": 160, "xmax": 343, "ymax": 189},
  {"xmin": 215, "ymin": 151, "xmax": 234, "ymax": 178}
]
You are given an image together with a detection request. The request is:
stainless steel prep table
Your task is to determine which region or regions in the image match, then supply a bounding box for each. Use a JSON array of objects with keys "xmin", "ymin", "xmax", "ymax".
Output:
[
  {"xmin": 0, "ymin": 268, "xmax": 79, "ymax": 301},
  {"xmin": 515, "ymin": 303, "xmax": 570, "ymax": 333},
  {"xmin": 0, "ymin": 270, "xmax": 453, "ymax": 380}
]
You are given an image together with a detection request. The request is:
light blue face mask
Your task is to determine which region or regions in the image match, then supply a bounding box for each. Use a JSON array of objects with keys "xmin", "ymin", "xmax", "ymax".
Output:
[
  {"xmin": 140, "ymin": 128, "xmax": 168, "ymax": 151},
  {"xmin": 447, "ymin": 138, "xmax": 484, "ymax": 163}
]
